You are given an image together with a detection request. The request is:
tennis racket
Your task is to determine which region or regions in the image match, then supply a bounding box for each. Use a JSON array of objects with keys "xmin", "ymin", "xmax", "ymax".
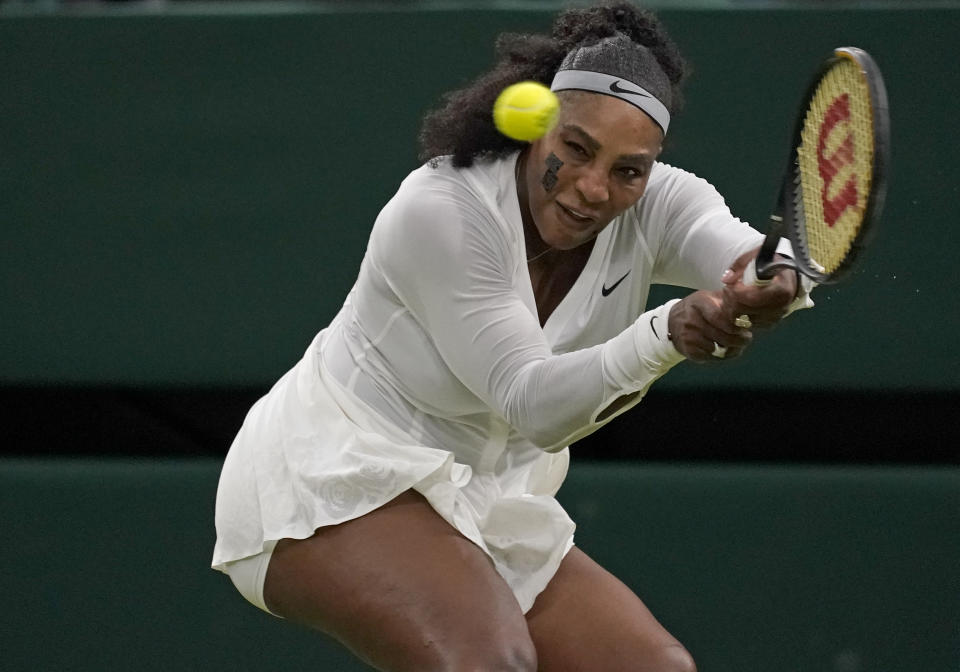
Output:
[{"xmin": 742, "ymin": 46, "xmax": 890, "ymax": 289}]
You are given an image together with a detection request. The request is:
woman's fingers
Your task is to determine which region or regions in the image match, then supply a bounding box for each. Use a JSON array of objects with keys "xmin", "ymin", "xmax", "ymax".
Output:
[{"xmin": 669, "ymin": 291, "xmax": 752, "ymax": 362}]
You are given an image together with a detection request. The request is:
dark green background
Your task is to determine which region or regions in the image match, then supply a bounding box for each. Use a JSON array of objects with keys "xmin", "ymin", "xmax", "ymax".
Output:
[
  {"xmin": 2, "ymin": 4, "xmax": 958, "ymax": 389},
  {"xmin": 2, "ymin": 458, "xmax": 957, "ymax": 672},
  {"xmin": 1, "ymin": 5, "xmax": 958, "ymax": 672}
]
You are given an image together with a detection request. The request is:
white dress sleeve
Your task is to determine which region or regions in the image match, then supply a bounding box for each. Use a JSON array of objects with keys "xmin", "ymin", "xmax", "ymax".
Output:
[
  {"xmin": 368, "ymin": 172, "xmax": 684, "ymax": 453},
  {"xmin": 643, "ymin": 165, "xmax": 816, "ymax": 313},
  {"xmin": 647, "ymin": 166, "xmax": 764, "ymax": 290}
]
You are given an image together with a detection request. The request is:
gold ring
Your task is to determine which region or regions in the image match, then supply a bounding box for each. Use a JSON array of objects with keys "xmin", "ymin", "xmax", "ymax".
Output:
[
  {"xmin": 735, "ymin": 314, "xmax": 752, "ymax": 329},
  {"xmin": 711, "ymin": 342, "xmax": 727, "ymax": 358}
]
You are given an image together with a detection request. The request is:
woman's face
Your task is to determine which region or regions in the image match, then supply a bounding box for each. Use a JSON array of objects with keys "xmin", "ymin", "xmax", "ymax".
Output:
[{"xmin": 522, "ymin": 91, "xmax": 664, "ymax": 251}]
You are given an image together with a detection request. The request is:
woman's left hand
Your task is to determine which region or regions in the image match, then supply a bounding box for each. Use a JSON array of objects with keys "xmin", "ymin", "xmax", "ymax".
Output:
[{"xmin": 720, "ymin": 248, "xmax": 798, "ymax": 329}]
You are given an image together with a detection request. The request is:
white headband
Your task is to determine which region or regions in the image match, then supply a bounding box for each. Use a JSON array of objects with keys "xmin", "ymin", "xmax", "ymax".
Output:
[{"xmin": 550, "ymin": 69, "xmax": 671, "ymax": 135}]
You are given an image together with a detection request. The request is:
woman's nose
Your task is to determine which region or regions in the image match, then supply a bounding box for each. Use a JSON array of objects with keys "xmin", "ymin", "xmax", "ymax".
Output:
[{"xmin": 576, "ymin": 167, "xmax": 609, "ymax": 203}]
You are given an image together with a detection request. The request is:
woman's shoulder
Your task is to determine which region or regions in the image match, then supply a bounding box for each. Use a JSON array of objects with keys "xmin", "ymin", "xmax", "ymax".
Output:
[
  {"xmin": 399, "ymin": 154, "xmax": 515, "ymax": 202},
  {"xmin": 645, "ymin": 162, "xmax": 722, "ymax": 198},
  {"xmin": 637, "ymin": 161, "xmax": 730, "ymax": 218},
  {"xmin": 625, "ymin": 161, "xmax": 738, "ymax": 250},
  {"xmin": 383, "ymin": 154, "xmax": 518, "ymax": 229},
  {"xmin": 371, "ymin": 154, "xmax": 519, "ymax": 258}
]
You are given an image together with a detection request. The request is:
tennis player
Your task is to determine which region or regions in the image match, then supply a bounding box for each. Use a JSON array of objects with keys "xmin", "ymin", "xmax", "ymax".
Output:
[{"xmin": 213, "ymin": 3, "xmax": 812, "ymax": 670}]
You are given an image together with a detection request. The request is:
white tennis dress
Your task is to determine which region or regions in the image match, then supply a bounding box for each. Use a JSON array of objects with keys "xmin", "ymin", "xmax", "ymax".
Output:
[{"xmin": 212, "ymin": 152, "xmax": 808, "ymax": 612}]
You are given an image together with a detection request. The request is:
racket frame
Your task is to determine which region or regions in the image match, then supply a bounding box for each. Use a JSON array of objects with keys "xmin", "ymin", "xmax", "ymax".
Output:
[{"xmin": 753, "ymin": 46, "xmax": 890, "ymax": 285}]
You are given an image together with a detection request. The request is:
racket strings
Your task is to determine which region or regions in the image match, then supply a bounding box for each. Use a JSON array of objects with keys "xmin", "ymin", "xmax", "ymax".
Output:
[{"xmin": 795, "ymin": 58, "xmax": 874, "ymax": 273}]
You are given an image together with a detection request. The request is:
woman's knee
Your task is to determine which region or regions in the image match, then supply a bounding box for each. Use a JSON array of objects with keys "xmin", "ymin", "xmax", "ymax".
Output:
[
  {"xmin": 653, "ymin": 642, "xmax": 697, "ymax": 672},
  {"xmin": 449, "ymin": 643, "xmax": 537, "ymax": 672},
  {"xmin": 480, "ymin": 632, "xmax": 537, "ymax": 672},
  {"xmin": 391, "ymin": 624, "xmax": 536, "ymax": 672},
  {"xmin": 439, "ymin": 630, "xmax": 537, "ymax": 672},
  {"xmin": 583, "ymin": 639, "xmax": 695, "ymax": 672}
]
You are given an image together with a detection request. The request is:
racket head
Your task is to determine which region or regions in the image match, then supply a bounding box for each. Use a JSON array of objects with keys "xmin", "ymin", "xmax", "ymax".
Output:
[{"xmin": 784, "ymin": 46, "xmax": 890, "ymax": 284}]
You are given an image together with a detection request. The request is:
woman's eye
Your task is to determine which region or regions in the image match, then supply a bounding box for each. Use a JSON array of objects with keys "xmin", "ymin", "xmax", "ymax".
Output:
[
  {"xmin": 565, "ymin": 142, "xmax": 588, "ymax": 157},
  {"xmin": 619, "ymin": 167, "xmax": 644, "ymax": 179}
]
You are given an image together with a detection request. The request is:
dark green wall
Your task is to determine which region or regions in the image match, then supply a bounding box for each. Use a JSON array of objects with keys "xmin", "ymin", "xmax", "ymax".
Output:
[
  {"xmin": 2, "ymin": 459, "xmax": 957, "ymax": 671},
  {"xmin": 2, "ymin": 6, "xmax": 958, "ymax": 388}
]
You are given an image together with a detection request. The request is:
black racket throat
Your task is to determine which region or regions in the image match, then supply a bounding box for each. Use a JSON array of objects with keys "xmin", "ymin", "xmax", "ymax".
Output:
[
  {"xmin": 753, "ymin": 223, "xmax": 798, "ymax": 280},
  {"xmin": 753, "ymin": 182, "xmax": 792, "ymax": 280}
]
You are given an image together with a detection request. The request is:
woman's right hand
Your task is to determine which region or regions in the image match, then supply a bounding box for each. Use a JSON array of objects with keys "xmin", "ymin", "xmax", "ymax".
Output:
[{"xmin": 667, "ymin": 290, "xmax": 752, "ymax": 362}]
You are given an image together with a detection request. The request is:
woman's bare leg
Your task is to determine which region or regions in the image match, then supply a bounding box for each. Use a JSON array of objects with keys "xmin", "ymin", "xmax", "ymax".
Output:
[
  {"xmin": 526, "ymin": 547, "xmax": 696, "ymax": 672},
  {"xmin": 262, "ymin": 490, "xmax": 537, "ymax": 672}
]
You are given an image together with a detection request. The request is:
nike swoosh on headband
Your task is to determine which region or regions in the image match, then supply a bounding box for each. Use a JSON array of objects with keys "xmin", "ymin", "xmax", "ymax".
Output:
[
  {"xmin": 609, "ymin": 80, "xmax": 651, "ymax": 97},
  {"xmin": 550, "ymin": 70, "xmax": 670, "ymax": 134}
]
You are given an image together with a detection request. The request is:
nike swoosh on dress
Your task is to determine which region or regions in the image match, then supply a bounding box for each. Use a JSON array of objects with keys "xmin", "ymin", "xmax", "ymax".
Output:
[{"xmin": 601, "ymin": 271, "xmax": 631, "ymax": 297}]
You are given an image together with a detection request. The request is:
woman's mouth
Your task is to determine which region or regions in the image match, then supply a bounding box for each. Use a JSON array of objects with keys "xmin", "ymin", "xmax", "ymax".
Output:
[{"xmin": 557, "ymin": 202, "xmax": 595, "ymax": 225}]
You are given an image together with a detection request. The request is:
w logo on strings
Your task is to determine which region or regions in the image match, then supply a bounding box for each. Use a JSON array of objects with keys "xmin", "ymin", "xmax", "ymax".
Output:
[{"xmin": 816, "ymin": 94, "xmax": 859, "ymax": 228}]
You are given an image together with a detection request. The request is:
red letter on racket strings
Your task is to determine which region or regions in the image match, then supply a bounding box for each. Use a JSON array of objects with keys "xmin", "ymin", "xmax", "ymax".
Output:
[{"xmin": 817, "ymin": 94, "xmax": 859, "ymax": 228}]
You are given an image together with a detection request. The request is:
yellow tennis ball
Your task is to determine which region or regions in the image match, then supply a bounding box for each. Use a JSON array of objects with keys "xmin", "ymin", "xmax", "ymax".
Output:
[{"xmin": 493, "ymin": 81, "xmax": 559, "ymax": 142}]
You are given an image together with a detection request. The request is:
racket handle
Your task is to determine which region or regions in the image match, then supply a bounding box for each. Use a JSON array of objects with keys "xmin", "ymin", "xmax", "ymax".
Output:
[{"xmin": 742, "ymin": 258, "xmax": 772, "ymax": 287}]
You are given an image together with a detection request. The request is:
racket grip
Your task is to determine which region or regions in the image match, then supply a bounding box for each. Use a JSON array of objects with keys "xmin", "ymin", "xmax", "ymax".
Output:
[{"xmin": 741, "ymin": 259, "xmax": 772, "ymax": 287}]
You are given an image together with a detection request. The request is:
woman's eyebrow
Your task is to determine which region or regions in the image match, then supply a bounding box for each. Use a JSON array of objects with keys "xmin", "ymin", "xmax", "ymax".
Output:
[
  {"xmin": 561, "ymin": 123, "xmax": 654, "ymax": 164},
  {"xmin": 561, "ymin": 124, "xmax": 601, "ymax": 151}
]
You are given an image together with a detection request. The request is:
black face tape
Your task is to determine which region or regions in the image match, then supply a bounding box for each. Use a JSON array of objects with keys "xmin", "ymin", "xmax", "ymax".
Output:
[{"xmin": 542, "ymin": 152, "xmax": 564, "ymax": 192}]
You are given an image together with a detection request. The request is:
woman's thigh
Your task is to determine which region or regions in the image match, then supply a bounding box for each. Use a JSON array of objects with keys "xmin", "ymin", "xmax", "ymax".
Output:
[
  {"xmin": 525, "ymin": 547, "xmax": 696, "ymax": 672},
  {"xmin": 262, "ymin": 490, "xmax": 537, "ymax": 672}
]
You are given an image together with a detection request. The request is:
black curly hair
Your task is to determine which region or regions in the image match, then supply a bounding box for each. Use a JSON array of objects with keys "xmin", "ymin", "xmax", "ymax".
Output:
[{"xmin": 418, "ymin": 1, "xmax": 689, "ymax": 167}]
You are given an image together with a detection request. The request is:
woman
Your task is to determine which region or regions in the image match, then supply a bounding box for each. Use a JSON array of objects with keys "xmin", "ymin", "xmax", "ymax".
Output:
[{"xmin": 213, "ymin": 3, "xmax": 811, "ymax": 670}]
